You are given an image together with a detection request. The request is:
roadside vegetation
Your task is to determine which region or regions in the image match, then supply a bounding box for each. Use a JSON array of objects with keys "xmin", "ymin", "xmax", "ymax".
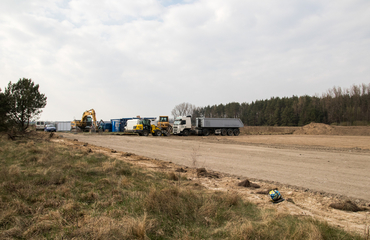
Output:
[{"xmin": 0, "ymin": 133, "xmax": 365, "ymax": 239}]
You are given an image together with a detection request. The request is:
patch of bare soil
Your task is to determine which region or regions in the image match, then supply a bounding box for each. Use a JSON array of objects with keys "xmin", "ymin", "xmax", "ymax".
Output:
[
  {"xmin": 53, "ymin": 136, "xmax": 370, "ymax": 236},
  {"xmin": 240, "ymin": 123, "xmax": 370, "ymax": 136},
  {"xmin": 221, "ymin": 135, "xmax": 370, "ymax": 152},
  {"xmin": 294, "ymin": 123, "xmax": 335, "ymax": 135},
  {"xmin": 241, "ymin": 126, "xmax": 298, "ymax": 135},
  {"xmin": 293, "ymin": 122, "xmax": 370, "ymax": 136}
]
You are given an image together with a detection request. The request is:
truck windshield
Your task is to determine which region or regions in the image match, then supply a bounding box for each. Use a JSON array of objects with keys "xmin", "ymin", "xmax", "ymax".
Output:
[{"xmin": 174, "ymin": 120, "xmax": 181, "ymax": 125}]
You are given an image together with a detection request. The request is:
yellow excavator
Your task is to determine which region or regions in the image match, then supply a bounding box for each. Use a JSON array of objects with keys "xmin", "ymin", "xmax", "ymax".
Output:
[{"xmin": 71, "ymin": 109, "xmax": 98, "ymax": 132}]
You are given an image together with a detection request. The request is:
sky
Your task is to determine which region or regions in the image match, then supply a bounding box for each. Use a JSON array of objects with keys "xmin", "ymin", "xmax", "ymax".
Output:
[{"xmin": 0, "ymin": 0, "xmax": 369, "ymax": 121}]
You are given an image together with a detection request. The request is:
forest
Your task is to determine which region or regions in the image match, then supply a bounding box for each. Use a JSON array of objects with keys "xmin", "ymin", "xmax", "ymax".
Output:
[{"xmin": 191, "ymin": 83, "xmax": 370, "ymax": 126}]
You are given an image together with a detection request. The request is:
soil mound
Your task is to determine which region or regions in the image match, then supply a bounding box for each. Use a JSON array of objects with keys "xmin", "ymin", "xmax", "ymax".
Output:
[
  {"xmin": 329, "ymin": 200, "xmax": 365, "ymax": 212},
  {"xmin": 197, "ymin": 168, "xmax": 219, "ymax": 178},
  {"xmin": 294, "ymin": 122, "xmax": 334, "ymax": 135},
  {"xmin": 238, "ymin": 179, "xmax": 260, "ymax": 188}
]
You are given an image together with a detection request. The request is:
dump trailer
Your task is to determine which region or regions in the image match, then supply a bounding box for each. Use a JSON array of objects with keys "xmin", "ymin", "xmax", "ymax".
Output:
[{"xmin": 173, "ymin": 116, "xmax": 244, "ymax": 136}]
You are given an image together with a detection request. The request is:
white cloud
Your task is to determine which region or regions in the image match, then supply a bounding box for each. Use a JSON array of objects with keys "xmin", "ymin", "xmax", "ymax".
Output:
[
  {"xmin": 0, "ymin": 0, "xmax": 369, "ymax": 120},
  {"xmin": 64, "ymin": 0, "xmax": 163, "ymax": 26}
]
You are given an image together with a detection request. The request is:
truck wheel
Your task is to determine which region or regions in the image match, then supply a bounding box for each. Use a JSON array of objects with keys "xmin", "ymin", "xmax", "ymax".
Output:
[
  {"xmin": 183, "ymin": 129, "xmax": 189, "ymax": 136},
  {"xmin": 154, "ymin": 130, "xmax": 161, "ymax": 136},
  {"xmin": 233, "ymin": 129, "xmax": 240, "ymax": 136},
  {"xmin": 221, "ymin": 129, "xmax": 227, "ymax": 136},
  {"xmin": 203, "ymin": 129, "xmax": 210, "ymax": 136},
  {"xmin": 227, "ymin": 129, "xmax": 233, "ymax": 136},
  {"xmin": 143, "ymin": 130, "xmax": 149, "ymax": 136}
]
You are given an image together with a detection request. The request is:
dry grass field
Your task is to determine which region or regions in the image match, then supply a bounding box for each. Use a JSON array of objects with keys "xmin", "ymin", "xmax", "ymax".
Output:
[{"xmin": 0, "ymin": 130, "xmax": 368, "ymax": 239}]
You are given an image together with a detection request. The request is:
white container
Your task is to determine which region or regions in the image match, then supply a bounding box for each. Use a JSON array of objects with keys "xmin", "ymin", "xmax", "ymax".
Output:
[{"xmin": 56, "ymin": 121, "xmax": 72, "ymax": 131}]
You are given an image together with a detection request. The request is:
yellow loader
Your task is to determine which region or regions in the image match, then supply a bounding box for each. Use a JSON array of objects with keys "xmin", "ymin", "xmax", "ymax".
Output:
[{"xmin": 134, "ymin": 119, "xmax": 169, "ymax": 136}]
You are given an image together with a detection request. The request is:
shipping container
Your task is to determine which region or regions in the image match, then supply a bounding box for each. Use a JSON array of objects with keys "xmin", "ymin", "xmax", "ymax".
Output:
[{"xmin": 55, "ymin": 121, "xmax": 72, "ymax": 132}]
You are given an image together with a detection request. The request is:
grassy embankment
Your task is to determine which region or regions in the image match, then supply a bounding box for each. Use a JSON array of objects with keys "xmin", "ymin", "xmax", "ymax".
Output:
[{"xmin": 0, "ymin": 133, "xmax": 365, "ymax": 239}]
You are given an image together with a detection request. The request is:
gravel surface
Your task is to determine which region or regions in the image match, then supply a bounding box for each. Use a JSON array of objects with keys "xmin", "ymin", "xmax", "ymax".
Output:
[{"xmin": 62, "ymin": 133, "xmax": 370, "ymax": 201}]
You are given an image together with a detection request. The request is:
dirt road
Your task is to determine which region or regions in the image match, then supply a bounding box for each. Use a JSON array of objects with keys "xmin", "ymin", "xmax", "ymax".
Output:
[{"xmin": 62, "ymin": 133, "xmax": 370, "ymax": 201}]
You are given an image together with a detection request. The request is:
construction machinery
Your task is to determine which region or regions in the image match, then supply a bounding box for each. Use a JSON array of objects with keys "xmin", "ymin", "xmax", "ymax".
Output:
[
  {"xmin": 71, "ymin": 109, "xmax": 98, "ymax": 132},
  {"xmin": 157, "ymin": 116, "xmax": 172, "ymax": 134},
  {"xmin": 133, "ymin": 119, "xmax": 169, "ymax": 136}
]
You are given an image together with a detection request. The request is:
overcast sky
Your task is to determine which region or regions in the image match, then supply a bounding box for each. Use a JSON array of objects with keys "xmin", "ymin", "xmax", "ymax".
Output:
[{"xmin": 1, "ymin": 0, "xmax": 369, "ymax": 121}]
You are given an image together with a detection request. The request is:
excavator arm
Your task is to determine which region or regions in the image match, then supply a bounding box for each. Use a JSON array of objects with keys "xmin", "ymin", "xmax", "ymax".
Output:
[
  {"xmin": 71, "ymin": 109, "xmax": 98, "ymax": 131},
  {"xmin": 81, "ymin": 109, "xmax": 97, "ymax": 130},
  {"xmin": 82, "ymin": 109, "xmax": 96, "ymax": 125}
]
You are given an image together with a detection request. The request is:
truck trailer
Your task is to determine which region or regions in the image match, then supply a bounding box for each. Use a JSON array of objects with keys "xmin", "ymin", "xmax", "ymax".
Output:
[{"xmin": 173, "ymin": 116, "xmax": 244, "ymax": 136}]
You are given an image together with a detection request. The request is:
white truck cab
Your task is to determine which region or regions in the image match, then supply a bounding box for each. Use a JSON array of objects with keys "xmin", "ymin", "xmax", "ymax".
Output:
[{"xmin": 172, "ymin": 116, "xmax": 192, "ymax": 136}]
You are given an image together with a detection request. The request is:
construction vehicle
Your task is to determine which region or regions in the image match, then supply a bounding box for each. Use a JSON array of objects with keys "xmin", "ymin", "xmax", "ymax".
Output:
[
  {"xmin": 173, "ymin": 116, "xmax": 244, "ymax": 136},
  {"xmin": 71, "ymin": 109, "xmax": 98, "ymax": 132},
  {"xmin": 157, "ymin": 116, "xmax": 172, "ymax": 134},
  {"xmin": 133, "ymin": 119, "xmax": 169, "ymax": 136}
]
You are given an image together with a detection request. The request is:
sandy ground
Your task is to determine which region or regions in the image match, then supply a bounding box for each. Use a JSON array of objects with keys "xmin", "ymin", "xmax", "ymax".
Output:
[
  {"xmin": 61, "ymin": 133, "xmax": 370, "ymax": 200},
  {"xmin": 59, "ymin": 132, "xmax": 370, "ymax": 235}
]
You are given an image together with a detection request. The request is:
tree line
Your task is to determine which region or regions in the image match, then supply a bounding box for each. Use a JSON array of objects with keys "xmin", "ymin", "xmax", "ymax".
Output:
[
  {"xmin": 0, "ymin": 78, "xmax": 47, "ymax": 135},
  {"xmin": 173, "ymin": 83, "xmax": 370, "ymax": 126}
]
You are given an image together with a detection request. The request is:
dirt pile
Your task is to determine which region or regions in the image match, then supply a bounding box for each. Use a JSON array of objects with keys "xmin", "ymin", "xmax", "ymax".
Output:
[
  {"xmin": 294, "ymin": 123, "xmax": 334, "ymax": 135},
  {"xmin": 196, "ymin": 168, "xmax": 219, "ymax": 178},
  {"xmin": 293, "ymin": 122, "xmax": 370, "ymax": 136},
  {"xmin": 237, "ymin": 179, "xmax": 260, "ymax": 188},
  {"xmin": 329, "ymin": 200, "xmax": 366, "ymax": 212}
]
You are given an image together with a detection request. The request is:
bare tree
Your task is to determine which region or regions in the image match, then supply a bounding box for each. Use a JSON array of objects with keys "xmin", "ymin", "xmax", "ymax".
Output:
[{"xmin": 171, "ymin": 102, "xmax": 196, "ymax": 118}]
